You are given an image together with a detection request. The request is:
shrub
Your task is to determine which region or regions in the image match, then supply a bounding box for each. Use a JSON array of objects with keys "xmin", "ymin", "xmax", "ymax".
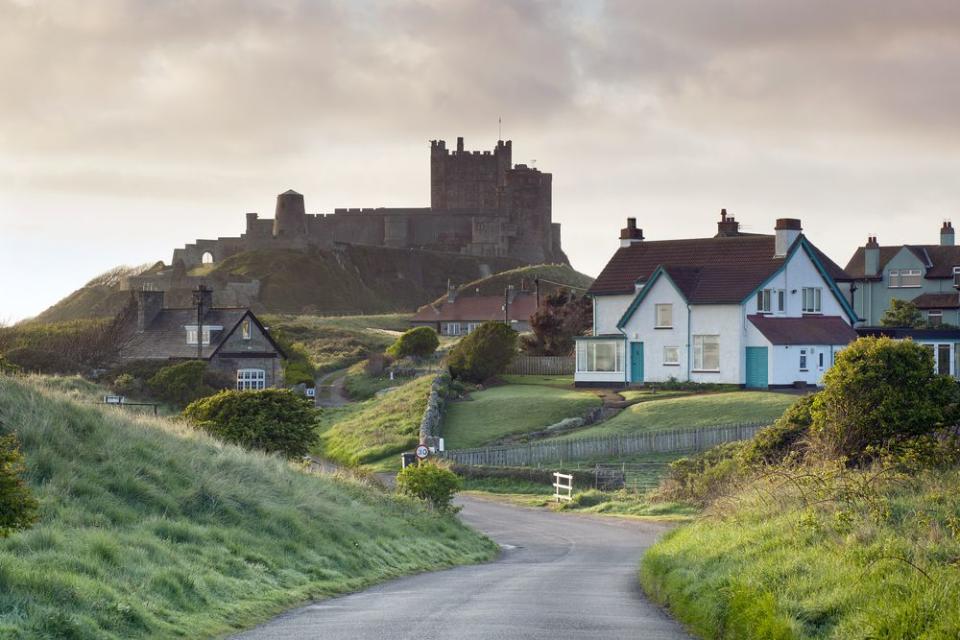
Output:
[
  {"xmin": 183, "ymin": 389, "xmax": 317, "ymax": 458},
  {"xmin": 2, "ymin": 347, "xmax": 80, "ymax": 375},
  {"xmin": 448, "ymin": 322, "xmax": 518, "ymax": 383},
  {"xmin": 111, "ymin": 373, "xmax": 141, "ymax": 396},
  {"xmin": 655, "ymin": 441, "xmax": 747, "ymax": 505},
  {"xmin": 387, "ymin": 327, "xmax": 439, "ymax": 359},
  {"xmin": 0, "ymin": 355, "xmax": 21, "ymax": 375},
  {"xmin": 810, "ymin": 337, "xmax": 959, "ymax": 462},
  {"xmin": 147, "ymin": 361, "xmax": 228, "ymax": 407},
  {"xmin": 880, "ymin": 299, "xmax": 923, "ymax": 328},
  {"xmin": 740, "ymin": 394, "xmax": 816, "ymax": 466},
  {"xmin": 364, "ymin": 353, "xmax": 393, "ymax": 376},
  {"xmin": 396, "ymin": 462, "xmax": 461, "ymax": 511},
  {"xmin": 0, "ymin": 433, "xmax": 39, "ymax": 537}
]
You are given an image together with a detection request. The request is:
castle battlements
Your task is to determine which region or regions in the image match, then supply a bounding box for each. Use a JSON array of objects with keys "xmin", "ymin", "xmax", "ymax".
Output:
[{"xmin": 165, "ymin": 136, "xmax": 565, "ymax": 270}]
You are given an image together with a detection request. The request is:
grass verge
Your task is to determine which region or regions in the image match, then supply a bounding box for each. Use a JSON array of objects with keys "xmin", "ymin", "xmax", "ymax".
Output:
[
  {"xmin": 498, "ymin": 374, "xmax": 574, "ymax": 388},
  {"xmin": 0, "ymin": 374, "xmax": 495, "ymax": 639},
  {"xmin": 443, "ymin": 384, "xmax": 602, "ymax": 449},
  {"xmin": 640, "ymin": 466, "xmax": 960, "ymax": 639}
]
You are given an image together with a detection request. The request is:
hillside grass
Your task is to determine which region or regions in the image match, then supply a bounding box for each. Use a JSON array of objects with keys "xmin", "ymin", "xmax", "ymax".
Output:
[
  {"xmin": 263, "ymin": 313, "xmax": 409, "ymax": 373},
  {"xmin": 317, "ymin": 375, "xmax": 434, "ymax": 466},
  {"xmin": 555, "ymin": 391, "xmax": 796, "ymax": 440},
  {"xmin": 443, "ymin": 384, "xmax": 602, "ymax": 449},
  {"xmin": 341, "ymin": 360, "xmax": 406, "ymax": 401},
  {"xmin": 498, "ymin": 374, "xmax": 573, "ymax": 388},
  {"xmin": 0, "ymin": 374, "xmax": 495, "ymax": 639},
  {"xmin": 440, "ymin": 264, "xmax": 594, "ymax": 303},
  {"xmin": 641, "ymin": 466, "xmax": 960, "ymax": 639}
]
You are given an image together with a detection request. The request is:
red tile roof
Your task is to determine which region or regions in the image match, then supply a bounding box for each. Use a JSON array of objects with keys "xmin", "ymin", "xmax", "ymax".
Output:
[
  {"xmin": 748, "ymin": 315, "xmax": 858, "ymax": 346},
  {"xmin": 411, "ymin": 292, "xmax": 537, "ymax": 323},
  {"xmin": 588, "ymin": 234, "xmax": 848, "ymax": 303},
  {"xmin": 911, "ymin": 292, "xmax": 960, "ymax": 309}
]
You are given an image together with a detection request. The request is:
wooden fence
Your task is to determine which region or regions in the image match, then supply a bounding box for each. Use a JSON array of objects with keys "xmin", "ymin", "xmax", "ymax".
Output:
[
  {"xmin": 505, "ymin": 355, "xmax": 575, "ymax": 376},
  {"xmin": 439, "ymin": 422, "xmax": 765, "ymax": 467}
]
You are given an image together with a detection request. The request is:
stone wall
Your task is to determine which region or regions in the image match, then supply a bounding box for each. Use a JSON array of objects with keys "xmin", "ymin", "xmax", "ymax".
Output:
[{"xmin": 419, "ymin": 369, "xmax": 451, "ymax": 449}]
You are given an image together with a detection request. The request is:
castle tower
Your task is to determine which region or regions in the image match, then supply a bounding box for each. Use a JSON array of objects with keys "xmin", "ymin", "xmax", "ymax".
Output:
[
  {"xmin": 430, "ymin": 137, "xmax": 512, "ymax": 210},
  {"xmin": 273, "ymin": 189, "xmax": 307, "ymax": 237}
]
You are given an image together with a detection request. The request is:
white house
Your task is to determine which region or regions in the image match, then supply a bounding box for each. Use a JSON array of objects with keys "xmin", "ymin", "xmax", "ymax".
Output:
[{"xmin": 575, "ymin": 211, "xmax": 858, "ymax": 388}]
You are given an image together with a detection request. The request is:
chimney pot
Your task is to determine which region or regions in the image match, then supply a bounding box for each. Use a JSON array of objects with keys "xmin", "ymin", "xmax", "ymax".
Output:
[{"xmin": 941, "ymin": 220, "xmax": 955, "ymax": 246}]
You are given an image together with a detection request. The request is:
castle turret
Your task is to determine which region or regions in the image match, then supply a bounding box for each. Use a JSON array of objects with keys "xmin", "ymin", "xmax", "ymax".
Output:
[{"xmin": 273, "ymin": 189, "xmax": 307, "ymax": 237}]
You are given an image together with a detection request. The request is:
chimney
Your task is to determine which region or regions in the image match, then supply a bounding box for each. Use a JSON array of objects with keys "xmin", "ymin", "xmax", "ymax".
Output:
[
  {"xmin": 716, "ymin": 208, "xmax": 740, "ymax": 237},
  {"xmin": 136, "ymin": 289, "xmax": 165, "ymax": 333},
  {"xmin": 941, "ymin": 221, "xmax": 954, "ymax": 246},
  {"xmin": 619, "ymin": 217, "xmax": 644, "ymax": 248},
  {"xmin": 774, "ymin": 218, "xmax": 802, "ymax": 258},
  {"xmin": 864, "ymin": 235, "xmax": 880, "ymax": 277}
]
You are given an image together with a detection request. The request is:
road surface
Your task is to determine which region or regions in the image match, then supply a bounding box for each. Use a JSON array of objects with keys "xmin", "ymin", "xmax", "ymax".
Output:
[{"xmin": 233, "ymin": 496, "xmax": 691, "ymax": 639}]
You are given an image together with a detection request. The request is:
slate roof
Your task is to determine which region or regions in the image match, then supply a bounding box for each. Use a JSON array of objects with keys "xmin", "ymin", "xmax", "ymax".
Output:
[
  {"xmin": 844, "ymin": 244, "xmax": 960, "ymax": 280},
  {"xmin": 911, "ymin": 292, "xmax": 960, "ymax": 309},
  {"xmin": 411, "ymin": 292, "xmax": 537, "ymax": 324},
  {"xmin": 588, "ymin": 235, "xmax": 848, "ymax": 303},
  {"xmin": 122, "ymin": 308, "xmax": 253, "ymax": 360},
  {"xmin": 747, "ymin": 315, "xmax": 858, "ymax": 346}
]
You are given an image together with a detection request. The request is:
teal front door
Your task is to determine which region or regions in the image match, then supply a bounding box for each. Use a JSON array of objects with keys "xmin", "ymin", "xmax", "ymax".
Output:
[
  {"xmin": 745, "ymin": 347, "xmax": 769, "ymax": 389},
  {"xmin": 630, "ymin": 342, "xmax": 644, "ymax": 383}
]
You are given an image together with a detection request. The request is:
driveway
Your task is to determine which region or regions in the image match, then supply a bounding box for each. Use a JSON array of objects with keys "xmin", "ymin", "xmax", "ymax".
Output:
[{"xmin": 232, "ymin": 496, "xmax": 691, "ymax": 639}]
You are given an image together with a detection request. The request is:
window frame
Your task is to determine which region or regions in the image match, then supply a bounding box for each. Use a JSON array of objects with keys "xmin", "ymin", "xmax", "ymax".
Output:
[
  {"xmin": 663, "ymin": 345, "xmax": 680, "ymax": 366},
  {"xmin": 801, "ymin": 287, "xmax": 822, "ymax": 314},
  {"xmin": 888, "ymin": 270, "xmax": 900, "ymax": 288},
  {"xmin": 241, "ymin": 319, "xmax": 252, "ymax": 340},
  {"xmin": 953, "ymin": 266, "xmax": 960, "ymax": 288},
  {"xmin": 899, "ymin": 269, "xmax": 922, "ymax": 288},
  {"xmin": 757, "ymin": 289, "xmax": 784, "ymax": 314},
  {"xmin": 236, "ymin": 368, "xmax": 266, "ymax": 391},
  {"xmin": 655, "ymin": 303, "xmax": 673, "ymax": 329},
  {"xmin": 576, "ymin": 340, "xmax": 625, "ymax": 373},
  {"xmin": 928, "ymin": 310, "xmax": 944, "ymax": 327},
  {"xmin": 692, "ymin": 335, "xmax": 720, "ymax": 372},
  {"xmin": 799, "ymin": 348, "xmax": 808, "ymax": 372}
]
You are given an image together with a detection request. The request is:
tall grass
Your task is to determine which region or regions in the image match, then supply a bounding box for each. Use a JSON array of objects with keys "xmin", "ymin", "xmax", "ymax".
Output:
[
  {"xmin": 640, "ymin": 465, "xmax": 960, "ymax": 639},
  {"xmin": 0, "ymin": 375, "xmax": 495, "ymax": 639}
]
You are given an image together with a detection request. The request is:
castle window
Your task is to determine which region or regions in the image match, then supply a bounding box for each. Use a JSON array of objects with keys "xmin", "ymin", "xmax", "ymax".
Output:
[{"xmin": 201, "ymin": 251, "xmax": 214, "ymax": 264}]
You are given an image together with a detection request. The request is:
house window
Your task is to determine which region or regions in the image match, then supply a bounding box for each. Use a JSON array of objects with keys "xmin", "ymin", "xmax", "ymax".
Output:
[
  {"xmin": 241, "ymin": 319, "xmax": 252, "ymax": 340},
  {"xmin": 692, "ymin": 335, "xmax": 720, "ymax": 371},
  {"xmin": 953, "ymin": 267, "xmax": 960, "ymax": 288},
  {"xmin": 799, "ymin": 349, "xmax": 808, "ymax": 371},
  {"xmin": 185, "ymin": 326, "xmax": 214, "ymax": 346},
  {"xmin": 576, "ymin": 340, "xmax": 624, "ymax": 373},
  {"xmin": 236, "ymin": 368, "xmax": 266, "ymax": 390},
  {"xmin": 757, "ymin": 289, "xmax": 784, "ymax": 314},
  {"xmin": 802, "ymin": 288, "xmax": 822, "ymax": 314},
  {"xmin": 655, "ymin": 304, "xmax": 673, "ymax": 328},
  {"xmin": 929, "ymin": 311, "xmax": 943, "ymax": 327},
  {"xmin": 663, "ymin": 346, "xmax": 680, "ymax": 366},
  {"xmin": 466, "ymin": 322, "xmax": 481, "ymax": 333},
  {"xmin": 442, "ymin": 322, "xmax": 462, "ymax": 336},
  {"xmin": 900, "ymin": 269, "xmax": 922, "ymax": 287},
  {"xmin": 938, "ymin": 344, "xmax": 951, "ymax": 376},
  {"xmin": 818, "ymin": 352, "xmax": 825, "ymax": 369},
  {"xmin": 888, "ymin": 270, "xmax": 900, "ymax": 288}
]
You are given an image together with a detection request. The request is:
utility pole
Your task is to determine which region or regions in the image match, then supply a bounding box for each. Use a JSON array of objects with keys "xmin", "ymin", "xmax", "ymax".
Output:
[
  {"xmin": 535, "ymin": 278, "xmax": 540, "ymax": 308},
  {"xmin": 503, "ymin": 286, "xmax": 509, "ymax": 324}
]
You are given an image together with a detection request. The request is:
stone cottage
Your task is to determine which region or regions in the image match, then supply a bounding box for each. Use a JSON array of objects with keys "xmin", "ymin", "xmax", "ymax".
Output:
[{"xmin": 120, "ymin": 289, "xmax": 285, "ymax": 389}]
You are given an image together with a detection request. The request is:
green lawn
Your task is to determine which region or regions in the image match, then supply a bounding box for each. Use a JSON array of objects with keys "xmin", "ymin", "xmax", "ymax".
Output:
[
  {"xmin": 499, "ymin": 374, "xmax": 573, "ymax": 388},
  {"xmin": 556, "ymin": 391, "xmax": 797, "ymax": 440},
  {"xmin": 619, "ymin": 389, "xmax": 693, "ymax": 403},
  {"xmin": 443, "ymin": 385, "xmax": 602, "ymax": 449},
  {"xmin": 641, "ymin": 467, "xmax": 960, "ymax": 639},
  {"xmin": 318, "ymin": 374, "xmax": 434, "ymax": 465},
  {"xmin": 0, "ymin": 375, "xmax": 494, "ymax": 639}
]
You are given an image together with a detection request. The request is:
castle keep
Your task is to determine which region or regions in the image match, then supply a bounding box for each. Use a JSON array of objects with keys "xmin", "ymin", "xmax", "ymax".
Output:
[{"xmin": 171, "ymin": 137, "xmax": 566, "ymax": 268}]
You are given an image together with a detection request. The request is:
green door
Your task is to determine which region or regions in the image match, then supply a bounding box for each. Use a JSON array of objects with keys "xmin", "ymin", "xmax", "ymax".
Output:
[
  {"xmin": 630, "ymin": 342, "xmax": 644, "ymax": 383},
  {"xmin": 745, "ymin": 347, "xmax": 768, "ymax": 389}
]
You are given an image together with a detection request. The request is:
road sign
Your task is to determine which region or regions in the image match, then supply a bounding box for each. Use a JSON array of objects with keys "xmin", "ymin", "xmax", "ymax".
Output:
[
  {"xmin": 305, "ymin": 388, "xmax": 316, "ymax": 398},
  {"xmin": 103, "ymin": 395, "xmax": 124, "ymax": 405},
  {"xmin": 415, "ymin": 444, "xmax": 430, "ymax": 460}
]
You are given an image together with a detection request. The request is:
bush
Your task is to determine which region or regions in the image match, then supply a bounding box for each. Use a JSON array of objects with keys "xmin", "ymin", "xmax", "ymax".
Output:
[
  {"xmin": 2, "ymin": 347, "xmax": 80, "ymax": 375},
  {"xmin": 740, "ymin": 394, "xmax": 816, "ymax": 466},
  {"xmin": 0, "ymin": 433, "xmax": 39, "ymax": 537},
  {"xmin": 448, "ymin": 322, "xmax": 518, "ymax": 383},
  {"xmin": 810, "ymin": 337, "xmax": 959, "ymax": 462},
  {"xmin": 147, "ymin": 361, "xmax": 228, "ymax": 407},
  {"xmin": 183, "ymin": 389, "xmax": 317, "ymax": 458},
  {"xmin": 396, "ymin": 462, "xmax": 461, "ymax": 511},
  {"xmin": 364, "ymin": 353, "xmax": 393, "ymax": 376},
  {"xmin": 655, "ymin": 442, "xmax": 747, "ymax": 505},
  {"xmin": 111, "ymin": 373, "xmax": 141, "ymax": 396},
  {"xmin": 387, "ymin": 327, "xmax": 439, "ymax": 359}
]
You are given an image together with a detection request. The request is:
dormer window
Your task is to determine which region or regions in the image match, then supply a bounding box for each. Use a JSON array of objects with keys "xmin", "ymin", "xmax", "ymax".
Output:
[{"xmin": 185, "ymin": 325, "xmax": 222, "ymax": 346}]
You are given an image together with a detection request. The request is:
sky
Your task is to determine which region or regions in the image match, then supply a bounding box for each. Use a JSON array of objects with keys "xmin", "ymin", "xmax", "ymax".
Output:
[{"xmin": 2, "ymin": 0, "xmax": 959, "ymax": 322}]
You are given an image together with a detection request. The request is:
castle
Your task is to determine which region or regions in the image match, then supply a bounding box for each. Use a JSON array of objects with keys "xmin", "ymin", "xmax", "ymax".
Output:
[{"xmin": 169, "ymin": 137, "xmax": 566, "ymax": 268}]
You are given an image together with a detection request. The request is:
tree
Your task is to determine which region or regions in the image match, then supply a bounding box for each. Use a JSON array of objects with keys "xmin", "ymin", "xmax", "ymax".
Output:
[
  {"xmin": 521, "ymin": 289, "xmax": 593, "ymax": 356},
  {"xmin": 183, "ymin": 389, "xmax": 318, "ymax": 458},
  {"xmin": 0, "ymin": 433, "xmax": 39, "ymax": 537},
  {"xmin": 387, "ymin": 326, "xmax": 439, "ymax": 359},
  {"xmin": 810, "ymin": 337, "xmax": 958, "ymax": 462},
  {"xmin": 880, "ymin": 299, "xmax": 923, "ymax": 328},
  {"xmin": 447, "ymin": 322, "xmax": 518, "ymax": 383},
  {"xmin": 147, "ymin": 360, "xmax": 230, "ymax": 407},
  {"xmin": 396, "ymin": 462, "xmax": 461, "ymax": 511}
]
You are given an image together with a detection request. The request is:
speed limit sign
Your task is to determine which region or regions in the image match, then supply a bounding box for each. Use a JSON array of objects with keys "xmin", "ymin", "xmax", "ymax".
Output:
[{"xmin": 415, "ymin": 444, "xmax": 430, "ymax": 460}]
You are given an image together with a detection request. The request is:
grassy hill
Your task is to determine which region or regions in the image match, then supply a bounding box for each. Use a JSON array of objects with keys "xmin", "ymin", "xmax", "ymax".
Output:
[
  {"xmin": 435, "ymin": 264, "xmax": 594, "ymax": 304},
  {"xmin": 642, "ymin": 466, "xmax": 960, "ymax": 639},
  {"xmin": 35, "ymin": 264, "xmax": 157, "ymax": 323},
  {"xmin": 0, "ymin": 375, "xmax": 495, "ymax": 639}
]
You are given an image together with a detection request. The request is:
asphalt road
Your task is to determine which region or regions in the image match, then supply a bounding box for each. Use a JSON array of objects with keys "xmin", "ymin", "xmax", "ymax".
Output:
[{"xmin": 232, "ymin": 496, "xmax": 692, "ymax": 640}]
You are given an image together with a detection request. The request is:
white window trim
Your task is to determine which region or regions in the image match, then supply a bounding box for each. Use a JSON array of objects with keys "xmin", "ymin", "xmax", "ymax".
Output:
[
  {"xmin": 757, "ymin": 289, "xmax": 785, "ymax": 314},
  {"xmin": 900, "ymin": 269, "xmax": 922, "ymax": 288},
  {"xmin": 576, "ymin": 340, "xmax": 625, "ymax": 373},
  {"xmin": 888, "ymin": 269, "xmax": 900, "ymax": 288},
  {"xmin": 236, "ymin": 368, "xmax": 266, "ymax": 391},
  {"xmin": 663, "ymin": 346, "xmax": 680, "ymax": 366},
  {"xmin": 801, "ymin": 288, "xmax": 822, "ymax": 314},
  {"xmin": 241, "ymin": 319, "xmax": 252, "ymax": 341},
  {"xmin": 799, "ymin": 348, "xmax": 809, "ymax": 372},
  {"xmin": 655, "ymin": 303, "xmax": 673, "ymax": 329},
  {"xmin": 692, "ymin": 335, "xmax": 720, "ymax": 372},
  {"xmin": 185, "ymin": 324, "xmax": 223, "ymax": 346}
]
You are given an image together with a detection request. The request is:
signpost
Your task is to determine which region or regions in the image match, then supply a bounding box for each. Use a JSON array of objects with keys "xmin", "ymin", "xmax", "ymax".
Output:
[
  {"xmin": 415, "ymin": 444, "xmax": 430, "ymax": 460},
  {"xmin": 553, "ymin": 472, "xmax": 573, "ymax": 503},
  {"xmin": 103, "ymin": 395, "xmax": 124, "ymax": 405},
  {"xmin": 305, "ymin": 388, "xmax": 316, "ymax": 398}
]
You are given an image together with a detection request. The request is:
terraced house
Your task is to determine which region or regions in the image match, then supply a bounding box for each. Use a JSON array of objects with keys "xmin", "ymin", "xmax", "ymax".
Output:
[{"xmin": 575, "ymin": 211, "xmax": 858, "ymax": 389}]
